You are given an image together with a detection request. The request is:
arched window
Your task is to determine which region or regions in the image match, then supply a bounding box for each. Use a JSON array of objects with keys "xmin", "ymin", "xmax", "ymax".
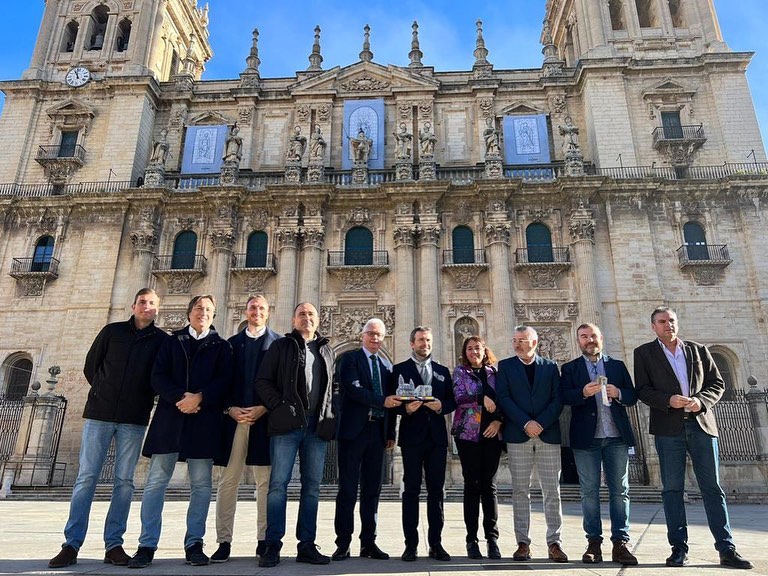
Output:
[
  {"xmin": 171, "ymin": 231, "xmax": 197, "ymax": 269},
  {"xmin": 526, "ymin": 223, "xmax": 554, "ymax": 263},
  {"xmin": 452, "ymin": 226, "xmax": 475, "ymax": 264},
  {"xmin": 609, "ymin": 0, "xmax": 626, "ymax": 30},
  {"xmin": 683, "ymin": 221, "xmax": 708, "ymax": 261},
  {"xmin": 635, "ymin": 0, "xmax": 658, "ymax": 28},
  {"xmin": 245, "ymin": 231, "xmax": 268, "ymax": 268},
  {"xmin": 115, "ymin": 18, "xmax": 132, "ymax": 52},
  {"xmin": 31, "ymin": 236, "xmax": 55, "ymax": 272},
  {"xmin": 87, "ymin": 5, "xmax": 109, "ymax": 50},
  {"xmin": 2, "ymin": 357, "xmax": 32, "ymax": 400},
  {"xmin": 345, "ymin": 226, "xmax": 373, "ymax": 265},
  {"xmin": 711, "ymin": 351, "xmax": 736, "ymax": 401},
  {"xmin": 61, "ymin": 20, "xmax": 79, "ymax": 52},
  {"xmin": 669, "ymin": 0, "xmax": 686, "ymax": 28}
]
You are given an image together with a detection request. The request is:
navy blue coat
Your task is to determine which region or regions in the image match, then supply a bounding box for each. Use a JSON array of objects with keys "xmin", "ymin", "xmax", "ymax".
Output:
[
  {"xmin": 560, "ymin": 355, "xmax": 637, "ymax": 450},
  {"xmin": 336, "ymin": 348, "xmax": 392, "ymax": 443},
  {"xmin": 389, "ymin": 358, "xmax": 456, "ymax": 448},
  {"xmin": 215, "ymin": 326, "xmax": 280, "ymax": 467},
  {"xmin": 496, "ymin": 355, "xmax": 562, "ymax": 445},
  {"xmin": 143, "ymin": 327, "xmax": 233, "ymax": 460}
]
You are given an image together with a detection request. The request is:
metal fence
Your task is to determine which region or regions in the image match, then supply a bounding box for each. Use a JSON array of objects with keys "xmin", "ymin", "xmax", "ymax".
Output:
[
  {"xmin": 712, "ymin": 389, "xmax": 761, "ymax": 461},
  {"xmin": 0, "ymin": 398, "xmax": 25, "ymax": 463}
]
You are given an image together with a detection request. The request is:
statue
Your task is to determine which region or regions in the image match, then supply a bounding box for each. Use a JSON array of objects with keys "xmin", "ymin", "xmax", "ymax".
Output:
[
  {"xmin": 483, "ymin": 117, "xmax": 501, "ymax": 157},
  {"xmin": 419, "ymin": 121, "xmax": 437, "ymax": 157},
  {"xmin": 350, "ymin": 128, "xmax": 372, "ymax": 163},
  {"xmin": 394, "ymin": 122, "xmax": 413, "ymax": 160},
  {"xmin": 286, "ymin": 125, "xmax": 306, "ymax": 162},
  {"xmin": 223, "ymin": 123, "xmax": 243, "ymax": 163},
  {"xmin": 309, "ymin": 125, "xmax": 326, "ymax": 161},
  {"xmin": 559, "ymin": 116, "xmax": 580, "ymax": 155},
  {"xmin": 149, "ymin": 129, "xmax": 169, "ymax": 166}
]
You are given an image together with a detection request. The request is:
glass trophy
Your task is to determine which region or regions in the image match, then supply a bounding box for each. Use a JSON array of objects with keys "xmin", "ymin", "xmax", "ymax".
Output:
[{"xmin": 396, "ymin": 375, "xmax": 435, "ymax": 401}]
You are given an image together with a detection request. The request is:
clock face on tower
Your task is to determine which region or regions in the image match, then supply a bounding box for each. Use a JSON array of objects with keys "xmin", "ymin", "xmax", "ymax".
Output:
[{"xmin": 65, "ymin": 66, "xmax": 91, "ymax": 87}]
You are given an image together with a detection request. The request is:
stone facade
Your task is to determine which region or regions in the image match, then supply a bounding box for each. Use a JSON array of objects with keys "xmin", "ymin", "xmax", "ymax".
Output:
[{"xmin": 1, "ymin": 0, "xmax": 767, "ymax": 490}]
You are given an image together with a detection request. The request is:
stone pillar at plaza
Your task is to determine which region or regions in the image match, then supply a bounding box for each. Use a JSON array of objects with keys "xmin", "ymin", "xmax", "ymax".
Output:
[
  {"xmin": 484, "ymin": 221, "xmax": 513, "ymax": 355},
  {"xmin": 299, "ymin": 227, "xmax": 325, "ymax": 306},
  {"xmin": 393, "ymin": 226, "xmax": 417, "ymax": 361},
  {"xmin": 569, "ymin": 201, "xmax": 599, "ymax": 325},
  {"xmin": 273, "ymin": 228, "xmax": 300, "ymax": 333}
]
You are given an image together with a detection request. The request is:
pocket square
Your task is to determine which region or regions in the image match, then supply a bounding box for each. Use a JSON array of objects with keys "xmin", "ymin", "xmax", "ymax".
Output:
[{"xmin": 433, "ymin": 373, "xmax": 445, "ymax": 382}]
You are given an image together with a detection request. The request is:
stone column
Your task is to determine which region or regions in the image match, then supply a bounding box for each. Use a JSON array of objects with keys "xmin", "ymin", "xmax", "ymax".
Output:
[
  {"xmin": 418, "ymin": 226, "xmax": 442, "ymax": 348},
  {"xmin": 298, "ymin": 228, "xmax": 325, "ymax": 306},
  {"xmin": 393, "ymin": 227, "xmax": 417, "ymax": 361},
  {"xmin": 273, "ymin": 229, "xmax": 300, "ymax": 333},
  {"xmin": 209, "ymin": 230, "xmax": 235, "ymax": 328},
  {"xmin": 485, "ymin": 223, "xmax": 514, "ymax": 355},
  {"xmin": 129, "ymin": 229, "xmax": 158, "ymax": 299},
  {"xmin": 569, "ymin": 202, "xmax": 599, "ymax": 325}
]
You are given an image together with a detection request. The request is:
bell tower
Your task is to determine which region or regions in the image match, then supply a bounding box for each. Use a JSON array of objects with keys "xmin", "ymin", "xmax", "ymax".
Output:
[{"xmin": 23, "ymin": 0, "xmax": 212, "ymax": 83}]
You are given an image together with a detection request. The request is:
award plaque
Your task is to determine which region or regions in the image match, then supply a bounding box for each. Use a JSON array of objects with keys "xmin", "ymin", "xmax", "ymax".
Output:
[{"xmin": 396, "ymin": 375, "xmax": 435, "ymax": 402}]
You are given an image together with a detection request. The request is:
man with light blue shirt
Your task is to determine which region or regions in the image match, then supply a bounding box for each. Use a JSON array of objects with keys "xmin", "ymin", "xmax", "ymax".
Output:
[
  {"xmin": 634, "ymin": 307, "xmax": 752, "ymax": 570},
  {"xmin": 561, "ymin": 323, "xmax": 638, "ymax": 566}
]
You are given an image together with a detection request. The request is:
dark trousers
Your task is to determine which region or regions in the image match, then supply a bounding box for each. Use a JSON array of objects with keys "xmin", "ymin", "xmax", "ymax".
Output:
[
  {"xmin": 401, "ymin": 436, "xmax": 446, "ymax": 548},
  {"xmin": 334, "ymin": 421, "xmax": 385, "ymax": 548},
  {"xmin": 455, "ymin": 437, "xmax": 502, "ymax": 543}
]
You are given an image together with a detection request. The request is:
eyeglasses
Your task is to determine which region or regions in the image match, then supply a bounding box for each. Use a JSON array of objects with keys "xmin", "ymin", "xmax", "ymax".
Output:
[
  {"xmin": 511, "ymin": 338, "xmax": 531, "ymax": 344},
  {"xmin": 364, "ymin": 331, "xmax": 384, "ymax": 339}
]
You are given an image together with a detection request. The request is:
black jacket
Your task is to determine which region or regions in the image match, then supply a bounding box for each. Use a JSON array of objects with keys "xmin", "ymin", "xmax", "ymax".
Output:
[
  {"xmin": 255, "ymin": 330, "xmax": 336, "ymax": 440},
  {"xmin": 82, "ymin": 316, "xmax": 169, "ymax": 425}
]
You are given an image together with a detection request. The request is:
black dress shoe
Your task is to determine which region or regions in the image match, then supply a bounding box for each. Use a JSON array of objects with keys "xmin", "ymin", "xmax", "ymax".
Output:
[
  {"xmin": 666, "ymin": 547, "xmax": 689, "ymax": 567},
  {"xmin": 429, "ymin": 544, "xmax": 451, "ymax": 561},
  {"xmin": 331, "ymin": 547, "xmax": 350, "ymax": 561},
  {"xmin": 487, "ymin": 540, "xmax": 501, "ymax": 560},
  {"xmin": 360, "ymin": 543, "xmax": 389, "ymax": 559},
  {"xmin": 467, "ymin": 541, "xmax": 482, "ymax": 559},
  {"xmin": 401, "ymin": 546, "xmax": 418, "ymax": 562},
  {"xmin": 720, "ymin": 548, "xmax": 753, "ymax": 569}
]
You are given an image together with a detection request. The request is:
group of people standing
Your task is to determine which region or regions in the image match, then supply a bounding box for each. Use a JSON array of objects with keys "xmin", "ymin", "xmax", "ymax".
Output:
[{"xmin": 48, "ymin": 292, "xmax": 752, "ymax": 571}]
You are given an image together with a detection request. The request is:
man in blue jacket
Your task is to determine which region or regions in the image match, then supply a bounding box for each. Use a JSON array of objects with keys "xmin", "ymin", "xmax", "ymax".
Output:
[
  {"xmin": 48, "ymin": 288, "xmax": 168, "ymax": 569},
  {"xmin": 561, "ymin": 323, "xmax": 638, "ymax": 566},
  {"xmin": 211, "ymin": 295, "xmax": 279, "ymax": 562},
  {"xmin": 496, "ymin": 325, "xmax": 567, "ymax": 563},
  {"xmin": 128, "ymin": 294, "xmax": 233, "ymax": 569}
]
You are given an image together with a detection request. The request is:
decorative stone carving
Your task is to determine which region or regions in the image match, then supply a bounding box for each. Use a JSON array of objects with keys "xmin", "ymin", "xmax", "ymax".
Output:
[
  {"xmin": 478, "ymin": 98, "xmax": 494, "ymax": 118},
  {"xmin": 327, "ymin": 266, "xmax": 388, "ymax": 291},
  {"xmin": 232, "ymin": 268, "xmax": 275, "ymax": 293},
  {"xmin": 16, "ymin": 276, "xmax": 46, "ymax": 297},
  {"xmin": 210, "ymin": 230, "xmax": 236, "ymax": 251},
  {"xmin": 238, "ymin": 107, "xmax": 253, "ymax": 126},
  {"xmin": 419, "ymin": 101, "xmax": 432, "ymax": 116},
  {"xmin": 276, "ymin": 228, "xmax": 299, "ymax": 250},
  {"xmin": 284, "ymin": 164, "xmax": 302, "ymax": 184},
  {"xmin": 484, "ymin": 223, "xmax": 510, "ymax": 245},
  {"xmin": 418, "ymin": 226, "xmax": 441, "ymax": 246},
  {"xmin": 249, "ymin": 208, "xmax": 268, "ymax": 230},
  {"xmin": 163, "ymin": 271, "xmax": 203, "ymax": 294},
  {"xmin": 296, "ymin": 105, "xmax": 310, "ymax": 122},
  {"xmin": 161, "ymin": 311, "xmax": 188, "ymax": 330},
  {"xmin": 442, "ymin": 264, "xmax": 487, "ymax": 290},
  {"xmin": 446, "ymin": 304, "xmax": 486, "ymax": 318},
  {"xmin": 307, "ymin": 164, "xmax": 325, "ymax": 183},
  {"xmin": 393, "ymin": 227, "xmax": 416, "ymax": 248},
  {"xmin": 302, "ymin": 228, "xmax": 325, "ymax": 250},
  {"xmin": 550, "ymin": 94, "xmax": 566, "ymax": 114},
  {"xmin": 340, "ymin": 74, "xmax": 390, "ymax": 92},
  {"xmin": 396, "ymin": 162, "xmax": 413, "ymax": 181},
  {"xmin": 319, "ymin": 304, "xmax": 395, "ymax": 339},
  {"xmin": 178, "ymin": 217, "xmax": 197, "ymax": 230},
  {"xmin": 484, "ymin": 158, "xmax": 503, "ymax": 179},
  {"xmin": 689, "ymin": 267, "xmax": 722, "ymax": 286},
  {"xmin": 317, "ymin": 104, "xmax": 331, "ymax": 122},
  {"xmin": 130, "ymin": 231, "xmax": 158, "ymax": 253},
  {"xmin": 349, "ymin": 207, "xmax": 370, "ymax": 225},
  {"xmin": 536, "ymin": 326, "xmax": 570, "ymax": 362},
  {"xmin": 514, "ymin": 304, "xmax": 527, "ymax": 319},
  {"xmin": 566, "ymin": 302, "xmax": 579, "ymax": 317},
  {"xmin": 559, "ymin": 116, "xmax": 584, "ymax": 176},
  {"xmin": 522, "ymin": 264, "xmax": 568, "ymax": 289},
  {"xmin": 454, "ymin": 202, "xmax": 472, "ymax": 225},
  {"xmin": 399, "ymin": 103, "xmax": 412, "ymax": 119},
  {"xmin": 531, "ymin": 306, "xmax": 560, "ymax": 322}
]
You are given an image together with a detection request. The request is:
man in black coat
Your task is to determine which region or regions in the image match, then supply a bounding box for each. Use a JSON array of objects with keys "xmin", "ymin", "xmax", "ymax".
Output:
[
  {"xmin": 255, "ymin": 303, "xmax": 337, "ymax": 568},
  {"xmin": 560, "ymin": 323, "xmax": 638, "ymax": 566},
  {"xmin": 332, "ymin": 318, "xmax": 401, "ymax": 561},
  {"xmin": 390, "ymin": 326, "xmax": 456, "ymax": 562},
  {"xmin": 634, "ymin": 307, "xmax": 752, "ymax": 570},
  {"xmin": 48, "ymin": 288, "xmax": 168, "ymax": 569},
  {"xmin": 210, "ymin": 295, "xmax": 279, "ymax": 562},
  {"xmin": 128, "ymin": 295, "xmax": 233, "ymax": 569}
]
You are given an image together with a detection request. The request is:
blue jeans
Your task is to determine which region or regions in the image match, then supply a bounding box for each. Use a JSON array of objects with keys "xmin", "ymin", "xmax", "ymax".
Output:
[
  {"xmin": 266, "ymin": 417, "xmax": 327, "ymax": 547},
  {"xmin": 138, "ymin": 453, "xmax": 213, "ymax": 550},
  {"xmin": 63, "ymin": 419, "xmax": 145, "ymax": 551},
  {"xmin": 655, "ymin": 420, "xmax": 734, "ymax": 552},
  {"xmin": 572, "ymin": 437, "xmax": 630, "ymax": 542}
]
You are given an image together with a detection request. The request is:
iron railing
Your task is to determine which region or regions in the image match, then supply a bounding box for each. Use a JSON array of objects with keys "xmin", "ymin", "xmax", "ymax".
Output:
[
  {"xmin": 675, "ymin": 244, "xmax": 731, "ymax": 265},
  {"xmin": 152, "ymin": 254, "xmax": 207, "ymax": 272},
  {"xmin": 231, "ymin": 252, "xmax": 277, "ymax": 270},
  {"xmin": 652, "ymin": 124, "xmax": 706, "ymax": 145},
  {"xmin": 36, "ymin": 144, "xmax": 86, "ymax": 162},
  {"xmin": 442, "ymin": 249, "xmax": 486, "ymax": 265},
  {"xmin": 0, "ymin": 398, "xmax": 25, "ymax": 463},
  {"xmin": 0, "ymin": 180, "xmax": 133, "ymax": 197},
  {"xmin": 712, "ymin": 389, "xmax": 761, "ymax": 461},
  {"xmin": 515, "ymin": 246, "xmax": 571, "ymax": 264},
  {"xmin": 10, "ymin": 257, "xmax": 61, "ymax": 276},
  {"xmin": 327, "ymin": 250, "xmax": 389, "ymax": 267}
]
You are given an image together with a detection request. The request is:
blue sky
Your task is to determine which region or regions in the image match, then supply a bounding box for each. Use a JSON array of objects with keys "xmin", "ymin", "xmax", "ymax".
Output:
[{"xmin": 0, "ymin": 1, "xmax": 765, "ymax": 152}]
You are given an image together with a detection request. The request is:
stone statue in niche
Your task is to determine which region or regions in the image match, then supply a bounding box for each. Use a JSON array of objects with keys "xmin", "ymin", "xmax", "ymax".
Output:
[
  {"xmin": 394, "ymin": 122, "xmax": 413, "ymax": 160},
  {"xmin": 559, "ymin": 116, "xmax": 580, "ymax": 155},
  {"xmin": 419, "ymin": 121, "xmax": 437, "ymax": 157},
  {"xmin": 286, "ymin": 125, "xmax": 307, "ymax": 162},
  {"xmin": 223, "ymin": 124, "xmax": 243, "ymax": 163},
  {"xmin": 309, "ymin": 125, "xmax": 326, "ymax": 161},
  {"xmin": 150, "ymin": 129, "xmax": 169, "ymax": 166},
  {"xmin": 483, "ymin": 117, "xmax": 501, "ymax": 158},
  {"xmin": 350, "ymin": 128, "xmax": 372, "ymax": 163}
]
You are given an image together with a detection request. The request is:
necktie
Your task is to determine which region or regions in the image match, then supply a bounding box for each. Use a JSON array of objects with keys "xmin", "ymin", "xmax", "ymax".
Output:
[{"xmin": 371, "ymin": 354, "xmax": 384, "ymax": 418}]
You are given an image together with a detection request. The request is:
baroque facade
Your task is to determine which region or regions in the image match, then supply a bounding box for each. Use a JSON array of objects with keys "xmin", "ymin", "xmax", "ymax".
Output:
[{"xmin": 0, "ymin": 0, "xmax": 767, "ymax": 489}]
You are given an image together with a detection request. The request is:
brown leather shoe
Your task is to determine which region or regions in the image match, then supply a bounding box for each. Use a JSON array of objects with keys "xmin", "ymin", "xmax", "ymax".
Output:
[
  {"xmin": 548, "ymin": 542, "xmax": 569, "ymax": 563},
  {"xmin": 612, "ymin": 541, "xmax": 638, "ymax": 566},
  {"xmin": 104, "ymin": 545, "xmax": 131, "ymax": 566},
  {"xmin": 582, "ymin": 539, "xmax": 602, "ymax": 563},
  {"xmin": 513, "ymin": 542, "xmax": 531, "ymax": 561},
  {"xmin": 49, "ymin": 545, "xmax": 77, "ymax": 568}
]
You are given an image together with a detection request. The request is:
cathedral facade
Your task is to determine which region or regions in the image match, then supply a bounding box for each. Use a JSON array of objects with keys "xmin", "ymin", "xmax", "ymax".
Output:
[{"xmin": 0, "ymin": 0, "xmax": 766, "ymax": 490}]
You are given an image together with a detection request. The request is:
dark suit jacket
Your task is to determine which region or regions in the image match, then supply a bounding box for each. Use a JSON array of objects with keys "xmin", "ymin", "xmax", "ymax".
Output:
[
  {"xmin": 336, "ymin": 348, "xmax": 392, "ymax": 443},
  {"xmin": 215, "ymin": 326, "xmax": 280, "ymax": 467},
  {"xmin": 560, "ymin": 355, "xmax": 637, "ymax": 450},
  {"xmin": 634, "ymin": 339, "xmax": 724, "ymax": 437},
  {"xmin": 496, "ymin": 354, "xmax": 562, "ymax": 445},
  {"xmin": 389, "ymin": 358, "xmax": 456, "ymax": 448}
]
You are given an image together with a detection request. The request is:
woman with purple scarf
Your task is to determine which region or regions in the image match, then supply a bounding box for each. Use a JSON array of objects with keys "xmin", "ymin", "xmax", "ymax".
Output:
[{"xmin": 451, "ymin": 336, "xmax": 504, "ymax": 560}]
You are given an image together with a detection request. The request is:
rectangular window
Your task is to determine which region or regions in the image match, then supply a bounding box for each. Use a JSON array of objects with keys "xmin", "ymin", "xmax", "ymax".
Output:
[
  {"xmin": 661, "ymin": 111, "xmax": 683, "ymax": 139},
  {"xmin": 59, "ymin": 131, "xmax": 79, "ymax": 157}
]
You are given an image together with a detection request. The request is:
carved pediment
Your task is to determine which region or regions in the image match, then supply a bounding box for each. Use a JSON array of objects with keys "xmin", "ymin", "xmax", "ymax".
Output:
[
  {"xmin": 187, "ymin": 110, "xmax": 233, "ymax": 126},
  {"xmin": 290, "ymin": 61, "xmax": 438, "ymax": 96},
  {"xmin": 46, "ymin": 99, "xmax": 96, "ymax": 119},
  {"xmin": 502, "ymin": 100, "xmax": 547, "ymax": 115}
]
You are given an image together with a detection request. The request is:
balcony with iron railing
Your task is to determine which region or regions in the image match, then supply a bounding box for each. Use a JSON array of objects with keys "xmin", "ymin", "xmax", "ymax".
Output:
[
  {"xmin": 326, "ymin": 250, "xmax": 389, "ymax": 291},
  {"xmin": 9, "ymin": 257, "xmax": 61, "ymax": 297},
  {"xmin": 441, "ymin": 249, "xmax": 488, "ymax": 289},
  {"xmin": 151, "ymin": 253, "xmax": 207, "ymax": 295},
  {"xmin": 514, "ymin": 246, "xmax": 571, "ymax": 289},
  {"xmin": 652, "ymin": 124, "xmax": 707, "ymax": 152},
  {"xmin": 442, "ymin": 249, "xmax": 486, "ymax": 265},
  {"xmin": 230, "ymin": 253, "xmax": 277, "ymax": 294},
  {"xmin": 327, "ymin": 250, "xmax": 389, "ymax": 267},
  {"xmin": 675, "ymin": 243, "xmax": 731, "ymax": 287},
  {"xmin": 35, "ymin": 144, "xmax": 87, "ymax": 162}
]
